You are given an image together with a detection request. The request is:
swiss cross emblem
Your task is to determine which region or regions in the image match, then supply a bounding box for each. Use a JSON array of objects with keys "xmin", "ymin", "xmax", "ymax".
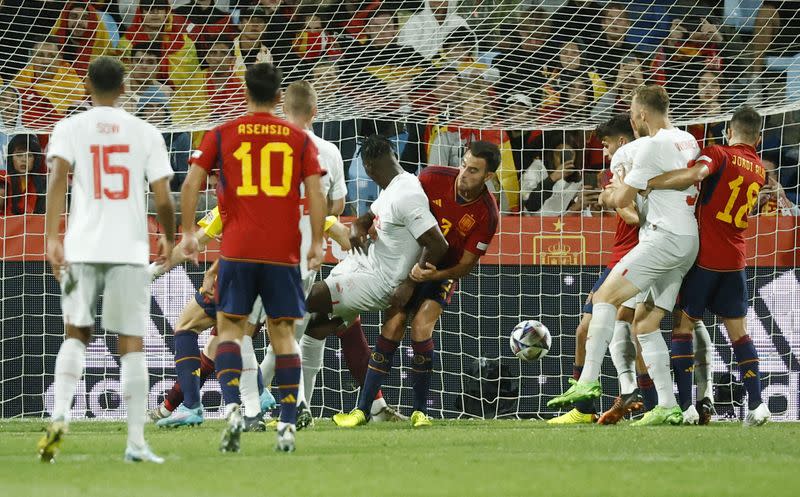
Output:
[{"xmin": 458, "ymin": 214, "xmax": 476, "ymax": 233}]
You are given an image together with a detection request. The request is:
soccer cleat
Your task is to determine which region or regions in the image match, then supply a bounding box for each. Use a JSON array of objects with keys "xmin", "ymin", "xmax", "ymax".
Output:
[
  {"xmin": 260, "ymin": 390, "xmax": 277, "ymax": 414},
  {"xmin": 332, "ymin": 408, "xmax": 368, "ymax": 428},
  {"xmin": 682, "ymin": 405, "xmax": 700, "ymax": 425},
  {"xmin": 547, "ymin": 408, "xmax": 598, "ymax": 425},
  {"xmin": 37, "ymin": 420, "xmax": 67, "ymax": 463},
  {"xmin": 697, "ymin": 398, "xmax": 715, "ymax": 425},
  {"xmin": 410, "ymin": 411, "xmax": 433, "ymax": 428},
  {"xmin": 597, "ymin": 389, "xmax": 644, "ymax": 425},
  {"xmin": 631, "ymin": 405, "xmax": 683, "ymax": 426},
  {"xmin": 372, "ymin": 405, "xmax": 408, "ymax": 422},
  {"xmin": 148, "ymin": 403, "xmax": 172, "ymax": 423},
  {"xmin": 296, "ymin": 402, "xmax": 314, "ymax": 430},
  {"xmin": 265, "ymin": 418, "xmax": 278, "ymax": 431},
  {"xmin": 243, "ymin": 415, "xmax": 266, "ymax": 432},
  {"xmin": 275, "ymin": 423, "xmax": 296, "ymax": 453},
  {"xmin": 155, "ymin": 404, "xmax": 203, "ymax": 428},
  {"xmin": 744, "ymin": 403, "xmax": 771, "ymax": 427},
  {"xmin": 124, "ymin": 443, "xmax": 165, "ymax": 464},
  {"xmin": 219, "ymin": 404, "xmax": 244, "ymax": 453},
  {"xmin": 546, "ymin": 378, "xmax": 602, "ymax": 409}
]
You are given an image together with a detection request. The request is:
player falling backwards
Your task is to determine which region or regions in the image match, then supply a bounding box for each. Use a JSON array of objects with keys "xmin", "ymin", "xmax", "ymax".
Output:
[
  {"xmin": 550, "ymin": 85, "xmax": 701, "ymax": 426},
  {"xmin": 333, "ymin": 141, "xmax": 500, "ymax": 428},
  {"xmin": 180, "ymin": 63, "xmax": 326, "ymax": 453},
  {"xmin": 647, "ymin": 106, "xmax": 770, "ymax": 426},
  {"xmin": 39, "ymin": 57, "xmax": 175, "ymax": 463},
  {"xmin": 300, "ymin": 134, "xmax": 449, "ymax": 422}
]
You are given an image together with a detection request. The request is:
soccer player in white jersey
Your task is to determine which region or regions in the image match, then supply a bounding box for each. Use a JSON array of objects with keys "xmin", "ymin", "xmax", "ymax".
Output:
[
  {"xmin": 257, "ymin": 80, "xmax": 347, "ymax": 427},
  {"xmin": 302, "ymin": 134, "xmax": 449, "ymax": 417},
  {"xmin": 38, "ymin": 57, "xmax": 176, "ymax": 463},
  {"xmin": 549, "ymin": 85, "xmax": 701, "ymax": 426}
]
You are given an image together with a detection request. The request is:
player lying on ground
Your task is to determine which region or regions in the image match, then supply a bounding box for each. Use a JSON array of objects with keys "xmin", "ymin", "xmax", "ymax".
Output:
[
  {"xmin": 302, "ymin": 134, "xmax": 449, "ymax": 422},
  {"xmin": 40, "ymin": 56, "xmax": 175, "ymax": 464},
  {"xmin": 181, "ymin": 63, "xmax": 326, "ymax": 453},
  {"xmin": 550, "ymin": 85, "xmax": 701, "ymax": 426},
  {"xmin": 646, "ymin": 106, "xmax": 771, "ymax": 426},
  {"xmin": 332, "ymin": 141, "xmax": 500, "ymax": 428}
]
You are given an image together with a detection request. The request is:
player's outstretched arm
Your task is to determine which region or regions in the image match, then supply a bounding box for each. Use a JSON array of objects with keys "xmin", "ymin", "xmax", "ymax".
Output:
[
  {"xmin": 615, "ymin": 203, "xmax": 640, "ymax": 225},
  {"xmin": 647, "ymin": 163, "xmax": 710, "ymax": 191},
  {"xmin": 151, "ymin": 177, "xmax": 176, "ymax": 269},
  {"xmin": 179, "ymin": 165, "xmax": 208, "ymax": 263},
  {"xmin": 325, "ymin": 218, "xmax": 352, "ymax": 251},
  {"xmin": 45, "ymin": 157, "xmax": 70, "ymax": 280},
  {"xmin": 304, "ymin": 173, "xmax": 326, "ymax": 271}
]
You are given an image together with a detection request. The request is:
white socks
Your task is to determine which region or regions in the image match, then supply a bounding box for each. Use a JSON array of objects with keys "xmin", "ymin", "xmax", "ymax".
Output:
[
  {"xmin": 120, "ymin": 352, "xmax": 147, "ymax": 448},
  {"xmin": 240, "ymin": 335, "xmax": 261, "ymax": 418},
  {"xmin": 300, "ymin": 334, "xmax": 325, "ymax": 405},
  {"xmin": 693, "ymin": 320, "xmax": 714, "ymax": 401},
  {"xmin": 52, "ymin": 338, "xmax": 86, "ymax": 422},
  {"xmin": 580, "ymin": 302, "xmax": 616, "ymax": 383},
  {"xmin": 609, "ymin": 320, "xmax": 637, "ymax": 394},
  {"xmin": 638, "ymin": 330, "xmax": 678, "ymax": 408}
]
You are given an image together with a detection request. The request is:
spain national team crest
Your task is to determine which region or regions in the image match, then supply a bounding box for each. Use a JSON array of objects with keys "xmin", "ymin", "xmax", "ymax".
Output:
[
  {"xmin": 533, "ymin": 235, "xmax": 586, "ymax": 265},
  {"xmin": 458, "ymin": 214, "xmax": 476, "ymax": 234}
]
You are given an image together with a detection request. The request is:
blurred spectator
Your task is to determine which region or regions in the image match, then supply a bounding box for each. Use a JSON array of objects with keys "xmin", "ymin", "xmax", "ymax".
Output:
[
  {"xmin": 323, "ymin": 0, "xmax": 382, "ymax": 42},
  {"xmin": 0, "ymin": 0, "xmax": 57, "ymax": 79},
  {"xmin": 549, "ymin": 0, "xmax": 604, "ymax": 48},
  {"xmin": 752, "ymin": 1, "xmax": 800, "ymax": 73},
  {"xmin": 0, "ymin": 170, "xmax": 7, "ymax": 215},
  {"xmin": 592, "ymin": 55, "xmax": 645, "ymax": 119},
  {"xmin": 437, "ymin": 26, "xmax": 488, "ymax": 80},
  {"xmin": 120, "ymin": 0, "xmax": 207, "ymax": 126},
  {"xmin": 520, "ymin": 131, "xmax": 591, "ymax": 216},
  {"xmin": 4, "ymin": 134, "xmax": 45, "ymax": 214},
  {"xmin": 756, "ymin": 157, "xmax": 800, "ymax": 215},
  {"xmin": 234, "ymin": 7, "xmax": 273, "ymax": 78},
  {"xmin": 586, "ymin": 2, "xmax": 634, "ymax": 87},
  {"xmin": 174, "ymin": 0, "xmax": 234, "ymax": 64},
  {"xmin": 537, "ymin": 40, "xmax": 592, "ymax": 123},
  {"xmin": 399, "ymin": 0, "xmax": 469, "ymax": 61},
  {"xmin": 310, "ymin": 61, "xmax": 359, "ymax": 180},
  {"xmin": 292, "ymin": 6, "xmax": 341, "ymax": 61},
  {"xmin": 504, "ymin": 94, "xmax": 542, "ymax": 174},
  {"xmin": 122, "ymin": 42, "xmax": 174, "ymax": 115},
  {"xmin": 92, "ymin": 1, "xmax": 122, "ymax": 48},
  {"xmin": 687, "ymin": 70, "xmax": 727, "ymax": 145},
  {"xmin": 136, "ymin": 86, "xmax": 191, "ymax": 191},
  {"xmin": 0, "ymin": 85, "xmax": 23, "ymax": 171},
  {"xmin": 12, "ymin": 36, "xmax": 86, "ymax": 116},
  {"xmin": 204, "ymin": 36, "xmax": 246, "ymax": 120},
  {"xmin": 259, "ymin": 0, "xmax": 303, "ymax": 69},
  {"xmin": 52, "ymin": 2, "xmax": 115, "ymax": 78}
]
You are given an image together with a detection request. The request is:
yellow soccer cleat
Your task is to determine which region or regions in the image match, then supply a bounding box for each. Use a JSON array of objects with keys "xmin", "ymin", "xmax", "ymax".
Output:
[
  {"xmin": 332, "ymin": 409, "xmax": 367, "ymax": 428},
  {"xmin": 410, "ymin": 411, "xmax": 433, "ymax": 428},
  {"xmin": 37, "ymin": 420, "xmax": 67, "ymax": 463},
  {"xmin": 546, "ymin": 408, "xmax": 598, "ymax": 425}
]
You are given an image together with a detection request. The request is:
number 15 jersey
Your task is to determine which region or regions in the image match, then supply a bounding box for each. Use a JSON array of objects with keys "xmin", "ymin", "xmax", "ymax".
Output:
[
  {"xmin": 694, "ymin": 143, "xmax": 766, "ymax": 271},
  {"xmin": 191, "ymin": 112, "xmax": 323, "ymax": 265}
]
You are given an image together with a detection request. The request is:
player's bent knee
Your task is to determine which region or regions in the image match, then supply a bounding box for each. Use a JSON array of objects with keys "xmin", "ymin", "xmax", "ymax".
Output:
[
  {"xmin": 722, "ymin": 317, "xmax": 748, "ymax": 342},
  {"xmin": 176, "ymin": 298, "xmax": 215, "ymax": 331},
  {"xmin": 305, "ymin": 282, "xmax": 333, "ymax": 315},
  {"xmin": 632, "ymin": 304, "xmax": 666, "ymax": 335},
  {"xmin": 672, "ymin": 311, "xmax": 696, "ymax": 335}
]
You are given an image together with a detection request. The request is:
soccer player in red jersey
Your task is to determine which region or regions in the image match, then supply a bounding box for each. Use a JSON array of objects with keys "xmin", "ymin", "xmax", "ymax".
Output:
[
  {"xmin": 180, "ymin": 63, "xmax": 326, "ymax": 452},
  {"xmin": 333, "ymin": 141, "xmax": 501, "ymax": 428},
  {"xmin": 646, "ymin": 106, "xmax": 770, "ymax": 426}
]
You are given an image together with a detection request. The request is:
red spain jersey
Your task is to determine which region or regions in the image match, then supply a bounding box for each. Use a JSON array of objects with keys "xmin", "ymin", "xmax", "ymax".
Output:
[
  {"xmin": 608, "ymin": 217, "xmax": 639, "ymax": 269},
  {"xmin": 694, "ymin": 143, "xmax": 766, "ymax": 271},
  {"xmin": 190, "ymin": 112, "xmax": 323, "ymax": 264},
  {"xmin": 418, "ymin": 166, "xmax": 499, "ymax": 269}
]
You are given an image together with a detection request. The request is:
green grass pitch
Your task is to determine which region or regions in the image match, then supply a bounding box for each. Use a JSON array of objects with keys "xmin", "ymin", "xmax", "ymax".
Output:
[{"xmin": 2, "ymin": 419, "xmax": 800, "ymax": 497}]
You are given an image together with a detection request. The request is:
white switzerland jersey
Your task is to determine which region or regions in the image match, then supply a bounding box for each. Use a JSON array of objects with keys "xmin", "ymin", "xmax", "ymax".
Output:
[
  {"xmin": 47, "ymin": 107, "xmax": 173, "ymax": 265},
  {"xmin": 611, "ymin": 137, "xmax": 650, "ymax": 218},
  {"xmin": 366, "ymin": 172, "xmax": 438, "ymax": 288},
  {"xmin": 298, "ymin": 129, "xmax": 347, "ymax": 277},
  {"xmin": 625, "ymin": 128, "xmax": 700, "ymax": 236}
]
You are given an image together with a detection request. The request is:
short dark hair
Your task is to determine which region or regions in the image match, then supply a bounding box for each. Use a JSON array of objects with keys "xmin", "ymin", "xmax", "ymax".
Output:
[
  {"xmin": 633, "ymin": 84, "xmax": 669, "ymax": 114},
  {"xmin": 130, "ymin": 41, "xmax": 161, "ymax": 58},
  {"xmin": 730, "ymin": 105, "xmax": 762, "ymax": 142},
  {"xmin": 140, "ymin": 0, "xmax": 171, "ymax": 11},
  {"xmin": 245, "ymin": 63, "xmax": 282, "ymax": 105},
  {"xmin": 467, "ymin": 141, "xmax": 501, "ymax": 173},
  {"xmin": 595, "ymin": 112, "xmax": 634, "ymax": 141},
  {"xmin": 88, "ymin": 57, "xmax": 126, "ymax": 95},
  {"xmin": 360, "ymin": 134, "xmax": 395, "ymax": 163},
  {"xmin": 240, "ymin": 7, "xmax": 268, "ymax": 25}
]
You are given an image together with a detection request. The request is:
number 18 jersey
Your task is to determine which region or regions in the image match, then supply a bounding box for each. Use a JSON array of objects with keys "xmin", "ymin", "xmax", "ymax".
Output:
[
  {"xmin": 191, "ymin": 112, "xmax": 323, "ymax": 264},
  {"xmin": 694, "ymin": 143, "xmax": 766, "ymax": 271}
]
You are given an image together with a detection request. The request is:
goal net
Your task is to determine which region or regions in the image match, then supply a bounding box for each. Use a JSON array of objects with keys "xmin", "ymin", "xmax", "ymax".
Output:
[{"xmin": 1, "ymin": 0, "xmax": 799, "ymax": 421}]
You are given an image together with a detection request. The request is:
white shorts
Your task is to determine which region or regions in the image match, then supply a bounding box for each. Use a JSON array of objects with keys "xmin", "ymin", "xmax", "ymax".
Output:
[
  {"xmin": 612, "ymin": 225, "xmax": 699, "ymax": 311},
  {"xmin": 60, "ymin": 263, "xmax": 149, "ymax": 336},
  {"xmin": 247, "ymin": 271, "xmax": 317, "ymax": 326},
  {"xmin": 324, "ymin": 256, "xmax": 392, "ymax": 326}
]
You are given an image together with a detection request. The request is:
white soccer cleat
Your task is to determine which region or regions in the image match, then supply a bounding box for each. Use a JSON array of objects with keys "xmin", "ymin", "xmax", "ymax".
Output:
[
  {"xmin": 275, "ymin": 422, "xmax": 296, "ymax": 453},
  {"xmin": 682, "ymin": 405, "xmax": 700, "ymax": 425},
  {"xmin": 148, "ymin": 402, "xmax": 172, "ymax": 423},
  {"xmin": 744, "ymin": 403, "xmax": 771, "ymax": 427},
  {"xmin": 124, "ymin": 443, "xmax": 165, "ymax": 464},
  {"xmin": 372, "ymin": 405, "xmax": 408, "ymax": 422},
  {"xmin": 219, "ymin": 404, "xmax": 245, "ymax": 453}
]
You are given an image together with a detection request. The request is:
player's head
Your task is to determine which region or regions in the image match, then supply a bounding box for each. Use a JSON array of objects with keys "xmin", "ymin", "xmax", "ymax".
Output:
[
  {"xmin": 728, "ymin": 105, "xmax": 762, "ymax": 147},
  {"xmin": 283, "ymin": 80, "xmax": 317, "ymax": 124},
  {"xmin": 596, "ymin": 112, "xmax": 635, "ymax": 159},
  {"xmin": 630, "ymin": 84, "xmax": 669, "ymax": 132},
  {"xmin": 86, "ymin": 56, "xmax": 126, "ymax": 101},
  {"xmin": 458, "ymin": 141, "xmax": 500, "ymax": 195},
  {"xmin": 245, "ymin": 63, "xmax": 282, "ymax": 108},
  {"xmin": 360, "ymin": 134, "xmax": 401, "ymax": 186}
]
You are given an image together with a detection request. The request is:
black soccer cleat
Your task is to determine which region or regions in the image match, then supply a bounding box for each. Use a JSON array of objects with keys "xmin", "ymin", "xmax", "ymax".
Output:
[
  {"xmin": 296, "ymin": 402, "xmax": 314, "ymax": 431},
  {"xmin": 697, "ymin": 397, "xmax": 715, "ymax": 426}
]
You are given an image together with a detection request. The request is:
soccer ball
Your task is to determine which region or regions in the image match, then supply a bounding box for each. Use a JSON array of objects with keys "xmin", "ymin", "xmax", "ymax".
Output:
[{"xmin": 509, "ymin": 320, "xmax": 551, "ymax": 361}]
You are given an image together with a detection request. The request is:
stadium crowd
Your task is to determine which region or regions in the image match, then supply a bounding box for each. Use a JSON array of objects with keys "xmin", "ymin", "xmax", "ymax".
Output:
[{"xmin": 0, "ymin": 0, "xmax": 798, "ymax": 217}]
